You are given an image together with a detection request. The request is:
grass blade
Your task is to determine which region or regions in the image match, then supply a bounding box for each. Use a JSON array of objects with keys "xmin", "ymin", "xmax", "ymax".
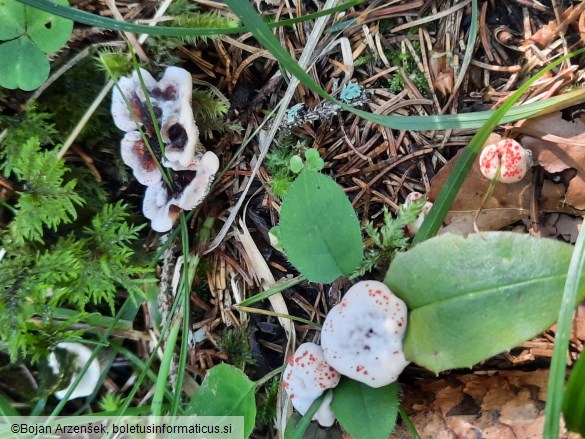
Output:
[
  {"xmin": 151, "ymin": 319, "xmax": 181, "ymax": 416},
  {"xmin": 544, "ymin": 217, "xmax": 585, "ymax": 438},
  {"xmin": 17, "ymin": 0, "xmax": 363, "ymax": 37}
]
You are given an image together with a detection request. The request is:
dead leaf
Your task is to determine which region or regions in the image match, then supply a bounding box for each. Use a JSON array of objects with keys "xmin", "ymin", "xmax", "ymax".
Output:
[
  {"xmin": 430, "ymin": 43, "xmax": 454, "ymax": 97},
  {"xmin": 394, "ymin": 370, "xmax": 582, "ymax": 439},
  {"xmin": 519, "ymin": 111, "xmax": 585, "ymax": 210},
  {"xmin": 522, "ymin": 4, "xmax": 585, "ymax": 48}
]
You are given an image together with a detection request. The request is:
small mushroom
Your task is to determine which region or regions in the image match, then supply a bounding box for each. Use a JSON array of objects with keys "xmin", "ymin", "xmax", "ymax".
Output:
[
  {"xmin": 48, "ymin": 342, "xmax": 101, "ymax": 400},
  {"xmin": 321, "ymin": 281, "xmax": 409, "ymax": 388},
  {"xmin": 479, "ymin": 139, "xmax": 532, "ymax": 183},
  {"xmin": 404, "ymin": 192, "xmax": 433, "ymax": 236},
  {"xmin": 142, "ymin": 151, "xmax": 220, "ymax": 232},
  {"xmin": 282, "ymin": 342, "xmax": 341, "ymax": 427}
]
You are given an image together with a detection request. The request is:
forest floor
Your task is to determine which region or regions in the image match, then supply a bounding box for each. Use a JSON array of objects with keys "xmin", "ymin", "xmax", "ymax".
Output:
[{"xmin": 2, "ymin": 0, "xmax": 585, "ymax": 438}]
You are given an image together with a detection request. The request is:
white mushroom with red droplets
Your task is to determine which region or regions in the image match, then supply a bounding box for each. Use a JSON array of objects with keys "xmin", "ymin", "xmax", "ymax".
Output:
[
  {"xmin": 404, "ymin": 192, "xmax": 433, "ymax": 236},
  {"xmin": 48, "ymin": 342, "xmax": 101, "ymax": 400},
  {"xmin": 111, "ymin": 67, "xmax": 220, "ymax": 232},
  {"xmin": 479, "ymin": 139, "xmax": 532, "ymax": 183},
  {"xmin": 321, "ymin": 281, "xmax": 409, "ymax": 388},
  {"xmin": 282, "ymin": 342, "xmax": 341, "ymax": 427}
]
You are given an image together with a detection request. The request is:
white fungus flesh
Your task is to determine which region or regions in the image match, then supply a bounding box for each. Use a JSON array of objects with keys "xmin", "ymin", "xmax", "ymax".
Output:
[
  {"xmin": 321, "ymin": 281, "xmax": 409, "ymax": 388},
  {"xmin": 282, "ymin": 342, "xmax": 341, "ymax": 427},
  {"xmin": 48, "ymin": 342, "xmax": 101, "ymax": 400},
  {"xmin": 142, "ymin": 151, "xmax": 219, "ymax": 232}
]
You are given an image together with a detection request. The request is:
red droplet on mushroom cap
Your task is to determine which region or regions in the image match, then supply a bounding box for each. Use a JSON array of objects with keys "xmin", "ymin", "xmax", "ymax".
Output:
[
  {"xmin": 479, "ymin": 139, "xmax": 532, "ymax": 183},
  {"xmin": 282, "ymin": 342, "xmax": 340, "ymax": 427}
]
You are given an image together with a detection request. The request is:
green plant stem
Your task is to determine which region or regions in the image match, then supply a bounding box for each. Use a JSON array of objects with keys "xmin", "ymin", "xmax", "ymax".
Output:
[
  {"xmin": 237, "ymin": 276, "xmax": 304, "ymax": 307},
  {"xmin": 57, "ymin": 81, "xmax": 113, "ymax": 159},
  {"xmin": 52, "ymin": 308, "xmax": 132, "ymax": 329},
  {"xmin": 170, "ymin": 216, "xmax": 214, "ymax": 414},
  {"xmin": 236, "ymin": 306, "xmax": 320, "ymax": 327},
  {"xmin": 110, "ymin": 344, "xmax": 174, "ymax": 401},
  {"xmin": 544, "ymin": 218, "xmax": 585, "ymax": 438},
  {"xmin": 399, "ymin": 404, "xmax": 421, "ymax": 439},
  {"xmin": 129, "ymin": 48, "xmax": 174, "ymax": 188},
  {"xmin": 255, "ymin": 366, "xmax": 285, "ymax": 389},
  {"xmin": 288, "ymin": 391, "xmax": 328, "ymax": 439},
  {"xmin": 152, "ymin": 319, "xmax": 181, "ymax": 416},
  {"xmin": 170, "ymin": 214, "xmax": 192, "ymax": 415}
]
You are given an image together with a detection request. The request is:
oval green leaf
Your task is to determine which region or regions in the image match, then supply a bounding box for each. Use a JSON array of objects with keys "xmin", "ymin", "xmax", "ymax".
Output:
[
  {"xmin": 187, "ymin": 364, "xmax": 256, "ymax": 438},
  {"xmin": 331, "ymin": 379, "xmax": 398, "ymax": 439},
  {"xmin": 279, "ymin": 170, "xmax": 363, "ymax": 283},
  {"xmin": 289, "ymin": 155, "xmax": 304, "ymax": 174},
  {"xmin": 563, "ymin": 352, "xmax": 585, "ymax": 435},
  {"xmin": 0, "ymin": 37, "xmax": 49, "ymax": 90},
  {"xmin": 0, "ymin": 0, "xmax": 25, "ymax": 40},
  {"xmin": 385, "ymin": 232, "xmax": 585, "ymax": 373},
  {"xmin": 27, "ymin": 0, "xmax": 73, "ymax": 53}
]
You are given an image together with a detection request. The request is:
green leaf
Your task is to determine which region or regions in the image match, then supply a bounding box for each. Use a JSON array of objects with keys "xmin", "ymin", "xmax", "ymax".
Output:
[
  {"xmin": 289, "ymin": 155, "xmax": 304, "ymax": 174},
  {"xmin": 332, "ymin": 379, "xmax": 398, "ymax": 439},
  {"xmin": 305, "ymin": 149, "xmax": 324, "ymax": 171},
  {"xmin": 563, "ymin": 353, "xmax": 585, "ymax": 435},
  {"xmin": 384, "ymin": 232, "xmax": 585, "ymax": 373},
  {"xmin": 279, "ymin": 170, "xmax": 363, "ymax": 283},
  {"xmin": 187, "ymin": 364, "xmax": 256, "ymax": 438},
  {"xmin": 0, "ymin": 0, "xmax": 25, "ymax": 40},
  {"xmin": 26, "ymin": 0, "xmax": 72, "ymax": 53},
  {"xmin": 0, "ymin": 36, "xmax": 49, "ymax": 90},
  {"xmin": 0, "ymin": 394, "xmax": 20, "ymax": 416}
]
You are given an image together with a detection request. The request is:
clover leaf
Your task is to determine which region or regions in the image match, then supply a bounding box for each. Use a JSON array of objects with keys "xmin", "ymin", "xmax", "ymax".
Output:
[{"xmin": 0, "ymin": 0, "xmax": 73, "ymax": 91}]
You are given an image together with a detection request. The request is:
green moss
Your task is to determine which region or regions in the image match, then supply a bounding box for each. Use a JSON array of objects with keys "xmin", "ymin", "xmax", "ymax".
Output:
[
  {"xmin": 0, "ymin": 111, "xmax": 153, "ymax": 363},
  {"xmin": 256, "ymin": 378, "xmax": 279, "ymax": 428},
  {"xmin": 218, "ymin": 326, "xmax": 256, "ymax": 370}
]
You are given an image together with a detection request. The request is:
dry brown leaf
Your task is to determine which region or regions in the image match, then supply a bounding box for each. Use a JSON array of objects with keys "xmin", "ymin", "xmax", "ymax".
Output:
[
  {"xmin": 430, "ymin": 43, "xmax": 454, "ymax": 97},
  {"xmin": 519, "ymin": 112, "xmax": 585, "ymax": 210},
  {"xmin": 394, "ymin": 370, "xmax": 582, "ymax": 439},
  {"xmin": 524, "ymin": 18, "xmax": 558, "ymax": 48},
  {"xmin": 522, "ymin": 5, "xmax": 584, "ymax": 48}
]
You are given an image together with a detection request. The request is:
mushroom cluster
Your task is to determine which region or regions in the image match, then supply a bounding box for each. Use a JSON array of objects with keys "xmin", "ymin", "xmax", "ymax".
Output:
[
  {"xmin": 282, "ymin": 281, "xmax": 409, "ymax": 425},
  {"xmin": 111, "ymin": 67, "xmax": 219, "ymax": 232}
]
